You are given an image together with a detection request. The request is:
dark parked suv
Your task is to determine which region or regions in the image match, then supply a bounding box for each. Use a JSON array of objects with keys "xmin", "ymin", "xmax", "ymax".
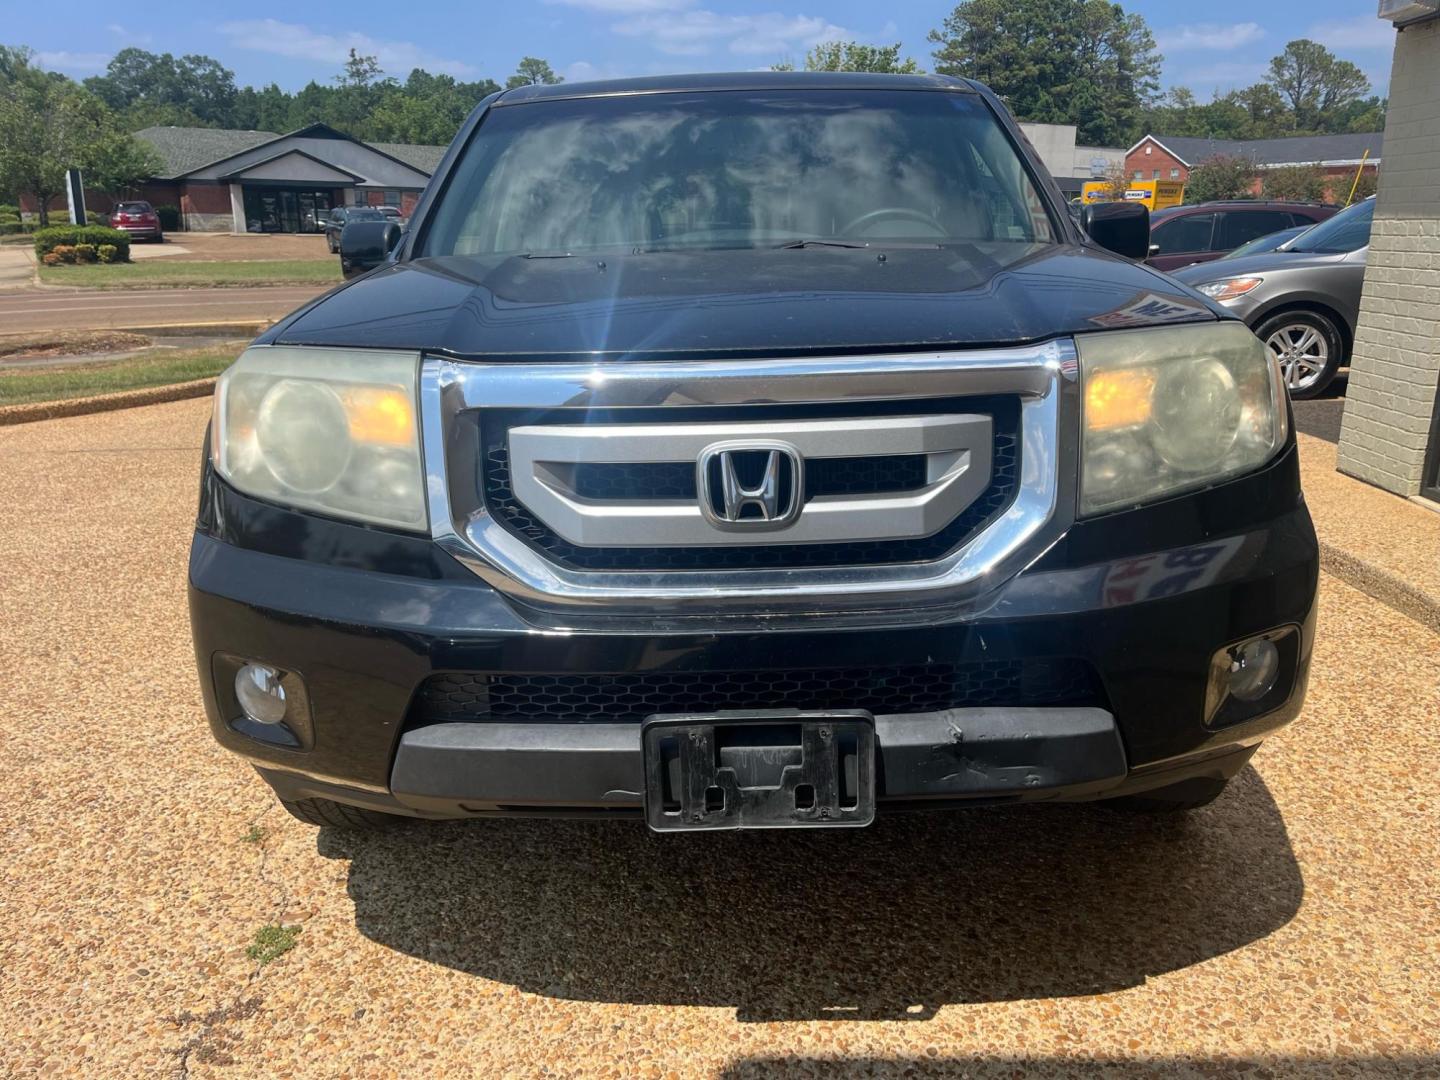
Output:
[
  {"xmin": 1147, "ymin": 201, "xmax": 1337, "ymax": 272},
  {"xmin": 190, "ymin": 74, "xmax": 1317, "ymax": 832}
]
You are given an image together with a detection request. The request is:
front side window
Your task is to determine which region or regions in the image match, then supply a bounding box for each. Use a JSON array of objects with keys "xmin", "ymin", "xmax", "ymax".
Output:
[
  {"xmin": 1151, "ymin": 213, "xmax": 1215, "ymax": 255},
  {"xmin": 422, "ymin": 89, "xmax": 1056, "ymax": 256}
]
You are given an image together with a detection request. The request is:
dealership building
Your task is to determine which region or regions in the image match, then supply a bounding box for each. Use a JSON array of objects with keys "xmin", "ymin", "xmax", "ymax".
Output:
[{"xmin": 110, "ymin": 122, "xmax": 446, "ymax": 233}]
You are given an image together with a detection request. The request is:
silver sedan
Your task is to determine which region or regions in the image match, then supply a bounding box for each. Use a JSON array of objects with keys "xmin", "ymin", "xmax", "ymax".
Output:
[{"xmin": 1172, "ymin": 199, "xmax": 1374, "ymax": 398}]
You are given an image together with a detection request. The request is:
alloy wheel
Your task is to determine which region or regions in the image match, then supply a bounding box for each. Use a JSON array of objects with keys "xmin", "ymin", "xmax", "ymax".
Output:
[{"xmin": 1265, "ymin": 323, "xmax": 1330, "ymax": 392}]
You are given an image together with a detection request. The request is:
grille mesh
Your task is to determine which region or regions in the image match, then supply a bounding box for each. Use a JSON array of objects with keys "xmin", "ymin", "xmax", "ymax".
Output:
[
  {"xmin": 411, "ymin": 660, "xmax": 1100, "ymax": 725},
  {"xmin": 481, "ymin": 398, "xmax": 1020, "ymax": 571}
]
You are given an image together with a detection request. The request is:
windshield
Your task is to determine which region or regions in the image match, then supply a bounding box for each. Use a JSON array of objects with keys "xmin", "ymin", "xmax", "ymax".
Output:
[
  {"xmin": 422, "ymin": 89, "xmax": 1055, "ymax": 257},
  {"xmin": 1288, "ymin": 200, "xmax": 1373, "ymax": 254}
]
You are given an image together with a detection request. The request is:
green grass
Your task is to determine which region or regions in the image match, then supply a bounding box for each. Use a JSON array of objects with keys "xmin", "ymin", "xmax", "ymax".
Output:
[
  {"xmin": 38, "ymin": 258, "xmax": 341, "ymax": 288},
  {"xmin": 0, "ymin": 348, "xmax": 236, "ymax": 406},
  {"xmin": 245, "ymin": 924, "xmax": 300, "ymax": 966}
]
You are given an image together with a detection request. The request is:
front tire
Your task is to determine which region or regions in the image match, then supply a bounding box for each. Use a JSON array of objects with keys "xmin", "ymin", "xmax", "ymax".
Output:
[
  {"xmin": 1257, "ymin": 309, "xmax": 1342, "ymax": 399},
  {"xmin": 280, "ymin": 797, "xmax": 409, "ymax": 831}
]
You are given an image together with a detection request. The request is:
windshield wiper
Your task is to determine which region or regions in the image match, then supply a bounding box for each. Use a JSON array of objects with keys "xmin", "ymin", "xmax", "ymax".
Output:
[
  {"xmin": 773, "ymin": 238, "xmax": 870, "ymax": 250},
  {"xmin": 520, "ymin": 251, "xmax": 577, "ymax": 259}
]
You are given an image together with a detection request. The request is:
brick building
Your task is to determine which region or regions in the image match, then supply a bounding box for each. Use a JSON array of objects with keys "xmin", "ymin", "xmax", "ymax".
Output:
[
  {"xmin": 1338, "ymin": 7, "xmax": 1440, "ymax": 504},
  {"xmin": 1124, "ymin": 133, "xmax": 1383, "ymax": 203},
  {"xmin": 22, "ymin": 122, "xmax": 445, "ymax": 233}
]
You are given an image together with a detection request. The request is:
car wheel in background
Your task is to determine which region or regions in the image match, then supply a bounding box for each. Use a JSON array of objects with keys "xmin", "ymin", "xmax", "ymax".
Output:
[{"xmin": 1256, "ymin": 309, "xmax": 1342, "ymax": 399}]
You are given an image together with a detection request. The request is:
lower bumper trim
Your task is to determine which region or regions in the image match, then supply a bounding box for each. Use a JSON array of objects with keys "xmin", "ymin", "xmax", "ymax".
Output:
[{"xmin": 386, "ymin": 706, "xmax": 1128, "ymax": 814}]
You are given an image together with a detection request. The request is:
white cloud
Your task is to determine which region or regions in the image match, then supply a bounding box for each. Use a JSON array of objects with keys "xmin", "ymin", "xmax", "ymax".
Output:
[
  {"xmin": 219, "ymin": 19, "xmax": 478, "ymax": 78},
  {"xmin": 1155, "ymin": 22, "xmax": 1264, "ymax": 52},
  {"xmin": 614, "ymin": 10, "xmax": 850, "ymax": 57},
  {"xmin": 1307, "ymin": 16, "xmax": 1397, "ymax": 51},
  {"xmin": 34, "ymin": 50, "xmax": 110, "ymax": 72}
]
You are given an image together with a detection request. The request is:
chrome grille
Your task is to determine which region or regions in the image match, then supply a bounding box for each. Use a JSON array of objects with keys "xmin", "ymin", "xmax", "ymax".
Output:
[{"xmin": 479, "ymin": 397, "xmax": 1019, "ymax": 571}]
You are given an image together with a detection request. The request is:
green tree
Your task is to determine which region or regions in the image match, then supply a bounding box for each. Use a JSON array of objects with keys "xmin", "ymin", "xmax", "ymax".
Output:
[
  {"xmin": 0, "ymin": 55, "xmax": 159, "ymax": 225},
  {"xmin": 1262, "ymin": 164, "xmax": 1327, "ymax": 202},
  {"xmin": 506, "ymin": 57, "xmax": 563, "ymax": 89},
  {"xmin": 928, "ymin": 0, "xmax": 1161, "ymax": 146},
  {"xmin": 84, "ymin": 48, "xmax": 239, "ymax": 127},
  {"xmin": 795, "ymin": 41, "xmax": 921, "ymax": 73},
  {"xmin": 1265, "ymin": 40, "xmax": 1370, "ymax": 132},
  {"xmin": 1183, "ymin": 155, "xmax": 1258, "ymax": 204}
]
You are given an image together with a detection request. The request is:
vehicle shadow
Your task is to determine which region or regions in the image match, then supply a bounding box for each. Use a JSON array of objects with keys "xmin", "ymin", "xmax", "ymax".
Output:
[
  {"xmin": 319, "ymin": 764, "xmax": 1302, "ymax": 1022},
  {"xmin": 717, "ymin": 1055, "xmax": 1436, "ymax": 1078}
]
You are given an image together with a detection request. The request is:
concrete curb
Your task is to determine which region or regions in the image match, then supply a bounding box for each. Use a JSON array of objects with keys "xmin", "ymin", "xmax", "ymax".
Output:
[
  {"xmin": 0, "ymin": 378, "xmax": 215, "ymax": 427},
  {"xmin": 1317, "ymin": 539, "xmax": 1440, "ymax": 635}
]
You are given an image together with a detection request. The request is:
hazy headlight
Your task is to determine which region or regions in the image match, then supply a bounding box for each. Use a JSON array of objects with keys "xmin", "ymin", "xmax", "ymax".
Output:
[
  {"xmin": 1079, "ymin": 323, "xmax": 1286, "ymax": 516},
  {"xmin": 212, "ymin": 346, "xmax": 426, "ymax": 530}
]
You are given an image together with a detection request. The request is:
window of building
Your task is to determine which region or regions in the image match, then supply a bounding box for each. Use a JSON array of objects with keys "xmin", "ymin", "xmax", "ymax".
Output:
[
  {"xmin": 1152, "ymin": 170, "xmax": 1160, "ymax": 179},
  {"xmin": 1145, "ymin": 145, "xmax": 1152, "ymax": 155},
  {"xmin": 384, "ymin": 189, "xmax": 401, "ymax": 206},
  {"xmin": 1133, "ymin": 170, "xmax": 1143, "ymax": 180},
  {"xmin": 1171, "ymin": 168, "xmax": 1180, "ymax": 179}
]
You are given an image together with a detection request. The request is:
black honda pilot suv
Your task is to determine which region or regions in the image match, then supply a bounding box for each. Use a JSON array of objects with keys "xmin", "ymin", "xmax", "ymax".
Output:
[{"xmin": 190, "ymin": 73, "xmax": 1317, "ymax": 831}]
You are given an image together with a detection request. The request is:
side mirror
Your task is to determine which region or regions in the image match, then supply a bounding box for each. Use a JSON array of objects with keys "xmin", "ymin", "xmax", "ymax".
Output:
[
  {"xmin": 1081, "ymin": 201, "xmax": 1151, "ymax": 261},
  {"xmin": 339, "ymin": 221, "xmax": 402, "ymax": 277}
]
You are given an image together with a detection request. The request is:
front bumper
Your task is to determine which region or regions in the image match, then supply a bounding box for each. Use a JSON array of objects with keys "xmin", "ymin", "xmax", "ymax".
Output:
[{"xmin": 189, "ymin": 443, "xmax": 1319, "ymax": 819}]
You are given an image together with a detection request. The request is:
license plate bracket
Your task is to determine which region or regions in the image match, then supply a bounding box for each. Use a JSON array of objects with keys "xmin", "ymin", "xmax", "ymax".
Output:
[{"xmin": 642, "ymin": 710, "xmax": 875, "ymax": 831}]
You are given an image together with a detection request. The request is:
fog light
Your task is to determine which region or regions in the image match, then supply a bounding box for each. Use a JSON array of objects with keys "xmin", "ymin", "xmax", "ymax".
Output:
[
  {"xmin": 235, "ymin": 663, "xmax": 288, "ymax": 725},
  {"xmin": 1227, "ymin": 638, "xmax": 1280, "ymax": 702}
]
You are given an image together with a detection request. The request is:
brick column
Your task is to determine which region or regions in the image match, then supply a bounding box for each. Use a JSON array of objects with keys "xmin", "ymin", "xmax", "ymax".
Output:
[{"xmin": 1337, "ymin": 17, "xmax": 1440, "ymax": 499}]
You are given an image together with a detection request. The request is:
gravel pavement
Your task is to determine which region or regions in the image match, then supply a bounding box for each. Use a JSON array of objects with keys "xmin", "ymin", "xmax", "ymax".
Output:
[{"xmin": 1, "ymin": 398, "xmax": 1437, "ymax": 1079}]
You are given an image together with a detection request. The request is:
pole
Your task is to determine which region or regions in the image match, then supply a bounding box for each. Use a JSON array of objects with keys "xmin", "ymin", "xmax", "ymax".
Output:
[{"xmin": 1345, "ymin": 149, "xmax": 1372, "ymax": 207}]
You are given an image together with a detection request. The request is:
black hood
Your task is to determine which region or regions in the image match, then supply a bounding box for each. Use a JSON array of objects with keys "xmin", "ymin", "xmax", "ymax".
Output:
[{"xmin": 273, "ymin": 243, "xmax": 1217, "ymax": 360}]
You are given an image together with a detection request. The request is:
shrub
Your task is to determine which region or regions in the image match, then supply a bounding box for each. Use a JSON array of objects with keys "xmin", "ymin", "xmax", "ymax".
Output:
[
  {"xmin": 1184, "ymin": 155, "xmax": 1258, "ymax": 204},
  {"xmin": 1262, "ymin": 164, "xmax": 1328, "ymax": 203},
  {"xmin": 0, "ymin": 222, "xmax": 37, "ymax": 236},
  {"xmin": 42, "ymin": 252, "xmax": 61, "ymax": 266},
  {"xmin": 154, "ymin": 204, "xmax": 180, "ymax": 231},
  {"xmin": 34, "ymin": 225, "xmax": 130, "ymax": 262},
  {"xmin": 49, "ymin": 245, "xmax": 78, "ymax": 264},
  {"xmin": 97, "ymin": 244, "xmax": 118, "ymax": 264},
  {"xmin": 0, "ymin": 204, "xmax": 18, "ymax": 217},
  {"xmin": 73, "ymin": 243, "xmax": 97, "ymax": 263}
]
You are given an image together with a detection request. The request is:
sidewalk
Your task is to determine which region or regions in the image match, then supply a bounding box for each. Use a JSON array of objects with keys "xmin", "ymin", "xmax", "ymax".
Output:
[
  {"xmin": 1299, "ymin": 431, "xmax": 1440, "ymax": 632},
  {"xmin": 0, "ymin": 245, "xmax": 33, "ymax": 288}
]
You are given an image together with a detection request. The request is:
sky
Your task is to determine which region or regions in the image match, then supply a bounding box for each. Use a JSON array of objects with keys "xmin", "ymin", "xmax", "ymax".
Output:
[{"xmin": 13, "ymin": 1, "xmax": 1399, "ymax": 102}]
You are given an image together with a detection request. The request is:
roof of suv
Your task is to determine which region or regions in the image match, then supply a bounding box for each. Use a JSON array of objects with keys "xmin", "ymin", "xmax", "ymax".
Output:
[
  {"xmin": 1152, "ymin": 201, "xmax": 1336, "ymax": 222},
  {"xmin": 497, "ymin": 71, "xmax": 971, "ymax": 105}
]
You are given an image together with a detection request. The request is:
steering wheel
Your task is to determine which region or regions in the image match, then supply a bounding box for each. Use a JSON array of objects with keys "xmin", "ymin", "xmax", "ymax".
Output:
[{"xmin": 839, "ymin": 207, "xmax": 947, "ymax": 238}]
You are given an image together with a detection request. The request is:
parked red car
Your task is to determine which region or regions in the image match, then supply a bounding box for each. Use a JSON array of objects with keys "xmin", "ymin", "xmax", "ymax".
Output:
[
  {"xmin": 1147, "ymin": 201, "xmax": 1336, "ymax": 272},
  {"xmin": 109, "ymin": 201, "xmax": 163, "ymax": 243}
]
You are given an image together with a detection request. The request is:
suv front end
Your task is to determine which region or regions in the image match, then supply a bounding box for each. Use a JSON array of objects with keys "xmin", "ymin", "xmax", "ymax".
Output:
[{"xmin": 189, "ymin": 74, "xmax": 1317, "ymax": 831}]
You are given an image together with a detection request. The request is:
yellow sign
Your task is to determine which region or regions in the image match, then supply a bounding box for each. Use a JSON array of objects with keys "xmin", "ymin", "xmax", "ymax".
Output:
[{"xmin": 1081, "ymin": 179, "xmax": 1185, "ymax": 211}]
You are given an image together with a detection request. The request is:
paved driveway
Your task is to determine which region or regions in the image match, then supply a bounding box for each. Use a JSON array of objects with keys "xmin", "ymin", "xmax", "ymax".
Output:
[
  {"xmin": 0, "ymin": 399, "xmax": 1436, "ymax": 1078},
  {"xmin": 0, "ymin": 285, "xmax": 328, "ymax": 334}
]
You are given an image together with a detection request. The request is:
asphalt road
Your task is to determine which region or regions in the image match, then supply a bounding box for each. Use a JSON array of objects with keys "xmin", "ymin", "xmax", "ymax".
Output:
[
  {"xmin": 1, "ymin": 399, "xmax": 1436, "ymax": 1078},
  {"xmin": 0, "ymin": 284, "xmax": 328, "ymax": 334}
]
